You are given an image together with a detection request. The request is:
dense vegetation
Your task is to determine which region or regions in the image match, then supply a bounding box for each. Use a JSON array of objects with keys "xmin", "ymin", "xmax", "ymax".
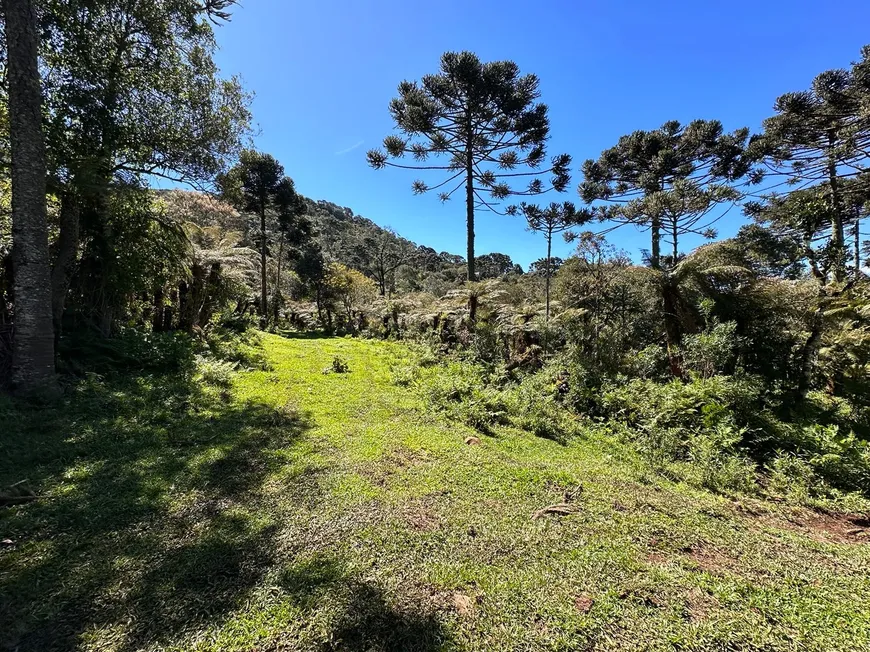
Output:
[{"xmin": 1, "ymin": 1, "xmax": 869, "ymax": 650}]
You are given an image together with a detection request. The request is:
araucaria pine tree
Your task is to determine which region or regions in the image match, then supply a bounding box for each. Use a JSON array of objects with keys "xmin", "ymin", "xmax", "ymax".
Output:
[
  {"xmin": 367, "ymin": 51, "xmax": 571, "ymax": 281},
  {"xmin": 580, "ymin": 120, "xmax": 752, "ymax": 269},
  {"xmin": 219, "ymin": 151, "xmax": 303, "ymax": 322},
  {"xmin": 756, "ymin": 47, "xmax": 870, "ymax": 282},
  {"xmin": 521, "ymin": 201, "xmax": 589, "ymax": 320}
]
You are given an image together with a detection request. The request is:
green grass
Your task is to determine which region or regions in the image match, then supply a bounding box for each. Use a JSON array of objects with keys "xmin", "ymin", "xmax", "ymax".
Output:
[{"xmin": 2, "ymin": 333, "xmax": 869, "ymax": 651}]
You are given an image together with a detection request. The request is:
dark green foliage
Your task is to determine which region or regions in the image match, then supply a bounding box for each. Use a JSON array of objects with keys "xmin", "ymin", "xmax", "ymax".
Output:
[
  {"xmin": 368, "ymin": 51, "xmax": 570, "ymax": 281},
  {"xmin": 580, "ymin": 120, "xmax": 752, "ymax": 269}
]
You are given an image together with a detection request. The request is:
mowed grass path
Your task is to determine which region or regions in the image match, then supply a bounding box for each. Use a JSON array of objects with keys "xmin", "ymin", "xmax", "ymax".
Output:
[{"xmin": 2, "ymin": 334, "xmax": 869, "ymax": 651}]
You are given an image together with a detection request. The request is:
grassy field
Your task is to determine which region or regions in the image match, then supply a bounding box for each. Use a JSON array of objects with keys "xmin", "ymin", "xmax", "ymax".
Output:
[{"xmin": 2, "ymin": 333, "xmax": 869, "ymax": 651}]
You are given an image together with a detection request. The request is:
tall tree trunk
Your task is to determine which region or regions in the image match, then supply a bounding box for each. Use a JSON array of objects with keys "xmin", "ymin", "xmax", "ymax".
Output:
[
  {"xmin": 260, "ymin": 207, "xmax": 268, "ymax": 320},
  {"xmin": 4, "ymin": 0, "xmax": 58, "ymax": 395},
  {"xmin": 650, "ymin": 216, "xmax": 661, "ymax": 269},
  {"xmin": 827, "ymin": 134, "xmax": 846, "ymax": 283},
  {"xmin": 50, "ymin": 191, "xmax": 80, "ymax": 336},
  {"xmin": 152, "ymin": 285, "xmax": 165, "ymax": 332},
  {"xmin": 465, "ymin": 126, "xmax": 475, "ymax": 282},
  {"xmin": 273, "ymin": 230, "xmax": 285, "ymax": 326},
  {"xmin": 545, "ymin": 230, "xmax": 552, "ymax": 321},
  {"xmin": 854, "ymin": 210, "xmax": 862, "ymax": 278}
]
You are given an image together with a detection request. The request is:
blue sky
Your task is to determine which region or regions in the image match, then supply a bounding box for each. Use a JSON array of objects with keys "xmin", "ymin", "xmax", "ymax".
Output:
[{"xmin": 210, "ymin": 0, "xmax": 870, "ymax": 269}]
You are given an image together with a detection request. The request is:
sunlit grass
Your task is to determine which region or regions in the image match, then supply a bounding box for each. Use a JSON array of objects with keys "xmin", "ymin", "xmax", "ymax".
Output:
[{"xmin": 1, "ymin": 333, "xmax": 869, "ymax": 651}]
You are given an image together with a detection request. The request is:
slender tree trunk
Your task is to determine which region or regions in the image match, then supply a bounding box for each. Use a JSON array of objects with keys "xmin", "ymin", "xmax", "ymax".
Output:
[
  {"xmin": 854, "ymin": 210, "xmax": 862, "ymax": 278},
  {"xmin": 50, "ymin": 191, "xmax": 80, "ymax": 336},
  {"xmin": 465, "ymin": 120, "xmax": 475, "ymax": 282},
  {"xmin": 4, "ymin": 0, "xmax": 58, "ymax": 395},
  {"xmin": 650, "ymin": 216, "xmax": 661, "ymax": 269},
  {"xmin": 545, "ymin": 229, "xmax": 552, "ymax": 321},
  {"xmin": 465, "ymin": 165, "xmax": 475, "ymax": 282},
  {"xmin": 273, "ymin": 230, "xmax": 285, "ymax": 326},
  {"xmin": 260, "ymin": 207, "xmax": 267, "ymax": 321},
  {"xmin": 672, "ymin": 220, "xmax": 679, "ymax": 263},
  {"xmin": 152, "ymin": 285, "xmax": 165, "ymax": 332},
  {"xmin": 827, "ymin": 134, "xmax": 846, "ymax": 282}
]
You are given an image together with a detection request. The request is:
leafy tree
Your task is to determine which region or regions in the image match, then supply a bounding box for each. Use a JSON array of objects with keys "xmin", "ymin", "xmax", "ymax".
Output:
[
  {"xmin": 3, "ymin": 0, "xmax": 57, "ymax": 394},
  {"xmin": 28, "ymin": 0, "xmax": 252, "ymax": 332},
  {"xmin": 474, "ymin": 252, "xmax": 521, "ymax": 280},
  {"xmin": 272, "ymin": 178, "xmax": 310, "ymax": 322},
  {"xmin": 367, "ymin": 51, "xmax": 571, "ymax": 281},
  {"xmin": 745, "ymin": 176, "xmax": 869, "ymax": 284},
  {"xmin": 579, "ymin": 120, "xmax": 752, "ymax": 269},
  {"xmin": 529, "ymin": 257, "xmax": 563, "ymax": 276},
  {"xmin": 326, "ymin": 263, "xmax": 378, "ymax": 321},
  {"xmin": 522, "ymin": 201, "xmax": 589, "ymax": 319}
]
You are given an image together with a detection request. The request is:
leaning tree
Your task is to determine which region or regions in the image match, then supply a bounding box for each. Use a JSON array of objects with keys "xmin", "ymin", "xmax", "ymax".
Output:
[{"xmin": 367, "ymin": 51, "xmax": 571, "ymax": 281}]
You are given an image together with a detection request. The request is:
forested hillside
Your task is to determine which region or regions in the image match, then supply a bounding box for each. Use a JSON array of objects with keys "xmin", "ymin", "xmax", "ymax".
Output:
[{"xmin": 1, "ymin": 1, "xmax": 870, "ymax": 650}]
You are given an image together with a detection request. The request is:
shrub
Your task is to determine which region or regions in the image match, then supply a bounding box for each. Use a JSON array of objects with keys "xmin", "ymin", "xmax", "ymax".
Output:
[
  {"xmin": 58, "ymin": 327, "xmax": 197, "ymax": 375},
  {"xmin": 506, "ymin": 371, "xmax": 575, "ymax": 442},
  {"xmin": 767, "ymin": 454, "xmax": 819, "ymax": 503},
  {"xmin": 681, "ymin": 320, "xmax": 740, "ymax": 378},
  {"xmin": 331, "ymin": 356, "xmax": 350, "ymax": 374},
  {"xmin": 194, "ymin": 355, "xmax": 238, "ymax": 387},
  {"xmin": 687, "ymin": 422, "xmax": 757, "ymax": 493},
  {"xmin": 419, "ymin": 361, "xmax": 508, "ymax": 432}
]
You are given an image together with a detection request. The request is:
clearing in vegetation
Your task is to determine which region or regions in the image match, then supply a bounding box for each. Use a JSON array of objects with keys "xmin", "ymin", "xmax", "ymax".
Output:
[{"xmin": 2, "ymin": 334, "xmax": 869, "ymax": 651}]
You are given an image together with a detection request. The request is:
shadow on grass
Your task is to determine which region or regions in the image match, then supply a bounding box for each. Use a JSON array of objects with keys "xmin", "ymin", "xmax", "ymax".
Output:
[
  {"xmin": 0, "ymin": 364, "xmax": 451, "ymax": 651},
  {"xmin": 276, "ymin": 329, "xmax": 337, "ymax": 340},
  {"xmin": 277, "ymin": 556, "xmax": 450, "ymax": 651},
  {"xmin": 323, "ymin": 581, "xmax": 450, "ymax": 652},
  {"xmin": 0, "ymin": 370, "xmax": 313, "ymax": 652}
]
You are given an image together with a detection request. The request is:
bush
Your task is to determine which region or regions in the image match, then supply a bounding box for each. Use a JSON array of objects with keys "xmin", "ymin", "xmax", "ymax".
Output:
[
  {"xmin": 419, "ymin": 361, "xmax": 508, "ymax": 432},
  {"xmin": 58, "ymin": 327, "xmax": 197, "ymax": 375},
  {"xmin": 505, "ymin": 371, "xmax": 575, "ymax": 442},
  {"xmin": 681, "ymin": 320, "xmax": 740, "ymax": 378},
  {"xmin": 194, "ymin": 355, "xmax": 238, "ymax": 387},
  {"xmin": 687, "ymin": 422, "xmax": 757, "ymax": 493}
]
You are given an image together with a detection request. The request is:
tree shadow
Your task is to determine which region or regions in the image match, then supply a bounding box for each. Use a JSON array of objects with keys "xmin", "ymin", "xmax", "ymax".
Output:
[
  {"xmin": 0, "ymin": 370, "xmax": 315, "ymax": 652},
  {"xmin": 276, "ymin": 329, "xmax": 336, "ymax": 340},
  {"xmin": 277, "ymin": 556, "xmax": 451, "ymax": 651},
  {"xmin": 322, "ymin": 581, "xmax": 450, "ymax": 652}
]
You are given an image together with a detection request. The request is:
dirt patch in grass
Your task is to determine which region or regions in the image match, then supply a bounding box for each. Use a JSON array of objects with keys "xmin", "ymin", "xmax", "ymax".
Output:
[
  {"xmin": 363, "ymin": 447, "xmax": 426, "ymax": 487},
  {"xmin": 683, "ymin": 587, "xmax": 719, "ymax": 622},
  {"xmin": 734, "ymin": 500, "xmax": 870, "ymax": 544},
  {"xmin": 401, "ymin": 499, "xmax": 441, "ymax": 532},
  {"xmin": 680, "ymin": 542, "xmax": 738, "ymax": 574}
]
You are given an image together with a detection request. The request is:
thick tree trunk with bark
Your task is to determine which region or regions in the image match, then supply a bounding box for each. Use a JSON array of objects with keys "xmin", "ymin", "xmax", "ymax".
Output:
[{"xmin": 4, "ymin": 0, "xmax": 58, "ymax": 395}]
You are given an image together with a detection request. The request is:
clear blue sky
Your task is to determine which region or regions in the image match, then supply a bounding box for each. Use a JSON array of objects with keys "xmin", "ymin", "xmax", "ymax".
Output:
[{"xmin": 210, "ymin": 0, "xmax": 870, "ymax": 269}]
